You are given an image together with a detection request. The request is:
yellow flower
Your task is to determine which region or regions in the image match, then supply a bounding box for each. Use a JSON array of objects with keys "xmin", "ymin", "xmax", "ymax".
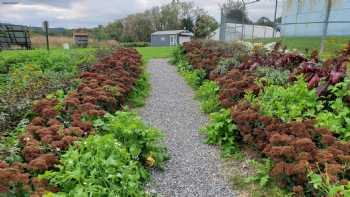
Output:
[{"xmin": 146, "ymin": 155, "xmax": 156, "ymax": 167}]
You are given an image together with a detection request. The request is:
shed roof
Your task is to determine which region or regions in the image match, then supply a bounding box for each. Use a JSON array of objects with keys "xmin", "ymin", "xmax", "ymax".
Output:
[{"xmin": 152, "ymin": 30, "xmax": 193, "ymax": 36}]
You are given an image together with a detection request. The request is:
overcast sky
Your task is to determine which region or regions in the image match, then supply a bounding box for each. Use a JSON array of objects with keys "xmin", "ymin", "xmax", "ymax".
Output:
[{"xmin": 0, "ymin": 0, "xmax": 282, "ymax": 28}]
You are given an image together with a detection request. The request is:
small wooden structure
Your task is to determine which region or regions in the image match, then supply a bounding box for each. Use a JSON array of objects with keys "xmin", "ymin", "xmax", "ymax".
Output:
[
  {"xmin": 0, "ymin": 23, "xmax": 31, "ymax": 50},
  {"xmin": 73, "ymin": 31, "xmax": 89, "ymax": 47}
]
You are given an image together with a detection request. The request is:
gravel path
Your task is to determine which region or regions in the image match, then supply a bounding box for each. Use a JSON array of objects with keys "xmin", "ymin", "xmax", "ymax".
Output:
[{"xmin": 139, "ymin": 59, "xmax": 236, "ymax": 197}]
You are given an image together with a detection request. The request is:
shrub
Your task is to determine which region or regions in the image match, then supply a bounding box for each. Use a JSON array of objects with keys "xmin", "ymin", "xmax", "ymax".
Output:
[
  {"xmin": 201, "ymin": 109, "xmax": 239, "ymax": 156},
  {"xmin": 217, "ymin": 69, "xmax": 260, "ymax": 108},
  {"xmin": 195, "ymin": 80, "xmax": 221, "ymax": 113},
  {"xmin": 40, "ymin": 135, "xmax": 149, "ymax": 197},
  {"xmin": 231, "ymin": 101, "xmax": 350, "ymax": 195}
]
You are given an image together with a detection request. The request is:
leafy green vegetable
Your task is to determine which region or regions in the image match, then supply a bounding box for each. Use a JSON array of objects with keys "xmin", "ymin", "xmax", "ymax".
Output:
[
  {"xmin": 252, "ymin": 77, "xmax": 322, "ymax": 122},
  {"xmin": 201, "ymin": 109, "xmax": 239, "ymax": 156},
  {"xmin": 245, "ymin": 159, "xmax": 272, "ymax": 187},
  {"xmin": 308, "ymin": 170, "xmax": 350, "ymax": 197},
  {"xmin": 41, "ymin": 135, "xmax": 149, "ymax": 197},
  {"xmin": 95, "ymin": 111, "xmax": 168, "ymax": 168},
  {"xmin": 195, "ymin": 80, "xmax": 221, "ymax": 113}
]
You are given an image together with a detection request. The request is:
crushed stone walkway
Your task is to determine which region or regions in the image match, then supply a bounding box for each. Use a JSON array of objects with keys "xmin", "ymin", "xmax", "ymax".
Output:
[{"xmin": 139, "ymin": 59, "xmax": 236, "ymax": 197}]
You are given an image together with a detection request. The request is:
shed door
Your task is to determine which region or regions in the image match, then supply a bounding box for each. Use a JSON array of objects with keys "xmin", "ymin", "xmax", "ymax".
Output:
[{"xmin": 170, "ymin": 35, "xmax": 176, "ymax": 46}]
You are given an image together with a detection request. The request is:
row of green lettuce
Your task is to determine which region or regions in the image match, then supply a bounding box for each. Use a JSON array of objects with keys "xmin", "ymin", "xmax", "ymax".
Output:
[{"xmin": 170, "ymin": 46, "xmax": 350, "ymax": 196}]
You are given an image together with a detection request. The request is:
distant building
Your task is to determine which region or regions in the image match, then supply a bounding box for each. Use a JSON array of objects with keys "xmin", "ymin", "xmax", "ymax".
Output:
[
  {"xmin": 151, "ymin": 30, "xmax": 194, "ymax": 47},
  {"xmin": 281, "ymin": 0, "xmax": 350, "ymax": 36}
]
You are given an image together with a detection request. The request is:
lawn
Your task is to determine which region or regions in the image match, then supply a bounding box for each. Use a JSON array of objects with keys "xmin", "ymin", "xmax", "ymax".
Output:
[
  {"xmin": 136, "ymin": 47, "xmax": 176, "ymax": 63},
  {"xmin": 252, "ymin": 36, "xmax": 350, "ymax": 58}
]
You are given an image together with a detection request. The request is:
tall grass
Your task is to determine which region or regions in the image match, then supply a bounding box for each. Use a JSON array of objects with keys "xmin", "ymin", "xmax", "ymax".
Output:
[{"xmin": 31, "ymin": 35, "xmax": 119, "ymax": 49}]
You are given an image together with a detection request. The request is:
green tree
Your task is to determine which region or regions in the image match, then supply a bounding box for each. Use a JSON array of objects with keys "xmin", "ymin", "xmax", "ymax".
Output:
[
  {"xmin": 193, "ymin": 14, "xmax": 219, "ymax": 39},
  {"xmin": 222, "ymin": 0, "xmax": 252, "ymax": 24}
]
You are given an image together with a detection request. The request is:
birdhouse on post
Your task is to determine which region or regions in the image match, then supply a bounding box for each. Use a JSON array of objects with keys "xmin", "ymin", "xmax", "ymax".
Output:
[{"xmin": 73, "ymin": 31, "xmax": 88, "ymax": 48}]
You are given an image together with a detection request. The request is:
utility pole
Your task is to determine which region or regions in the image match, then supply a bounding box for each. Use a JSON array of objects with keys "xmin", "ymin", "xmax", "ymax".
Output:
[
  {"xmin": 320, "ymin": 0, "xmax": 332, "ymax": 53},
  {"xmin": 272, "ymin": 0, "xmax": 278, "ymax": 38}
]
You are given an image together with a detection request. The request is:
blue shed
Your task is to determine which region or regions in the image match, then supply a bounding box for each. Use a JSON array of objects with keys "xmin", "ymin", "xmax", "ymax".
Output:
[{"xmin": 151, "ymin": 30, "xmax": 194, "ymax": 47}]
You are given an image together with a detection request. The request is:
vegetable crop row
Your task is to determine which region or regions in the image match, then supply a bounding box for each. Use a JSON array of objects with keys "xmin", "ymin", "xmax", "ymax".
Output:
[
  {"xmin": 0, "ymin": 48, "xmax": 166, "ymax": 197},
  {"xmin": 174, "ymin": 40, "xmax": 350, "ymax": 196}
]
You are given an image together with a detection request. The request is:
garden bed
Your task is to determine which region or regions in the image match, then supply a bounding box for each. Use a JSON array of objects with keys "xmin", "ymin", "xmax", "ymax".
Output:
[
  {"xmin": 0, "ymin": 48, "xmax": 167, "ymax": 197},
  {"xmin": 173, "ymin": 40, "xmax": 350, "ymax": 196}
]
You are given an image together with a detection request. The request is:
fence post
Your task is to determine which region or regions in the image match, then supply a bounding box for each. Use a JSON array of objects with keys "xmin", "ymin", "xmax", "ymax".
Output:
[
  {"xmin": 320, "ymin": 0, "xmax": 332, "ymax": 53},
  {"xmin": 42, "ymin": 21, "xmax": 49, "ymax": 51},
  {"xmin": 273, "ymin": 0, "xmax": 278, "ymax": 38},
  {"xmin": 252, "ymin": 24, "xmax": 255, "ymax": 40}
]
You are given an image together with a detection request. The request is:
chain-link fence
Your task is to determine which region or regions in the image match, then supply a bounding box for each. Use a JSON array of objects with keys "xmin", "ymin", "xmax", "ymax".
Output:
[{"xmin": 219, "ymin": 23, "xmax": 280, "ymax": 42}]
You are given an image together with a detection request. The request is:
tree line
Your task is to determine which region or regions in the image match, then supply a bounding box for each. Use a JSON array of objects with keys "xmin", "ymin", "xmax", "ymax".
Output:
[
  {"xmin": 29, "ymin": 0, "xmax": 280, "ymax": 42},
  {"xmin": 91, "ymin": 0, "xmax": 218, "ymax": 42}
]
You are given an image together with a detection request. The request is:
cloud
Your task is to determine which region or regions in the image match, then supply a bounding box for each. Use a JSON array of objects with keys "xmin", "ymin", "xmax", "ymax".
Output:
[{"xmin": 0, "ymin": 0, "xmax": 282, "ymax": 28}]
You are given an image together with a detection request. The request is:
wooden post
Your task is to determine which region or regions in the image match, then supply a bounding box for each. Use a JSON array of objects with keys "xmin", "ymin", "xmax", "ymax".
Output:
[{"xmin": 42, "ymin": 21, "xmax": 49, "ymax": 51}]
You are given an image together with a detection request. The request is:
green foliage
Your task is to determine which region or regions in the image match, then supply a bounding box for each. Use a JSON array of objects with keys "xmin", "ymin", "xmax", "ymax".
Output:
[
  {"xmin": 255, "ymin": 67, "xmax": 290, "ymax": 86},
  {"xmin": 253, "ymin": 77, "xmax": 322, "ymax": 122},
  {"xmin": 40, "ymin": 135, "xmax": 149, "ymax": 197},
  {"xmin": 245, "ymin": 159, "xmax": 272, "ymax": 187},
  {"xmin": 194, "ymin": 14, "xmax": 219, "ymax": 39},
  {"xmin": 201, "ymin": 109, "xmax": 239, "ymax": 156},
  {"xmin": 121, "ymin": 42, "xmax": 150, "ymax": 48},
  {"xmin": 94, "ymin": 111, "xmax": 168, "ymax": 168},
  {"xmin": 308, "ymin": 171, "xmax": 350, "ymax": 197},
  {"xmin": 254, "ymin": 77, "xmax": 350, "ymax": 139},
  {"xmin": 0, "ymin": 49, "xmax": 95, "ymax": 134},
  {"xmin": 216, "ymin": 57, "xmax": 240, "ymax": 76},
  {"xmin": 127, "ymin": 71, "xmax": 151, "ymax": 107},
  {"xmin": 315, "ymin": 79, "xmax": 350, "ymax": 140},
  {"xmin": 176, "ymin": 59, "xmax": 206, "ymax": 89},
  {"xmin": 169, "ymin": 46, "xmax": 185, "ymax": 65},
  {"xmin": 0, "ymin": 118, "xmax": 28, "ymax": 163},
  {"xmin": 181, "ymin": 69, "xmax": 206, "ymax": 89},
  {"xmin": 0, "ymin": 49, "xmax": 96, "ymax": 74},
  {"xmin": 195, "ymin": 80, "xmax": 221, "ymax": 113}
]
